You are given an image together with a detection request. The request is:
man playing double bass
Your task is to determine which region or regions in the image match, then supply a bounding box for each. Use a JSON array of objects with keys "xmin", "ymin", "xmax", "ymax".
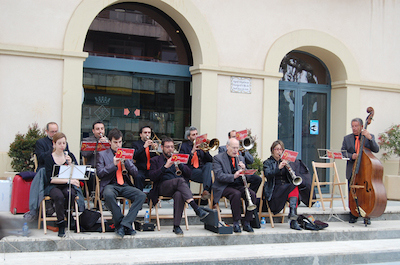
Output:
[{"xmin": 341, "ymin": 117, "xmax": 379, "ymax": 224}]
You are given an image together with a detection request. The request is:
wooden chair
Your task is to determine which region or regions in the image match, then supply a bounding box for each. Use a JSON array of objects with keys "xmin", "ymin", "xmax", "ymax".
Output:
[
  {"xmin": 308, "ymin": 161, "xmax": 347, "ymax": 211},
  {"xmin": 82, "ymin": 157, "xmax": 97, "ymax": 210},
  {"xmin": 38, "ymin": 195, "xmax": 80, "ymax": 234},
  {"xmin": 95, "ymin": 175, "xmax": 131, "ymax": 233},
  {"xmin": 258, "ymin": 173, "xmax": 287, "ymax": 228},
  {"xmin": 148, "ymin": 191, "xmax": 189, "ymax": 231},
  {"xmin": 191, "ymin": 181, "xmax": 212, "ymax": 209}
]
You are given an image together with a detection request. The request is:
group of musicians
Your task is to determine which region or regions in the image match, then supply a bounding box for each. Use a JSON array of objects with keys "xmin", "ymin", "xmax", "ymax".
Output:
[{"xmin": 35, "ymin": 117, "xmax": 380, "ymax": 237}]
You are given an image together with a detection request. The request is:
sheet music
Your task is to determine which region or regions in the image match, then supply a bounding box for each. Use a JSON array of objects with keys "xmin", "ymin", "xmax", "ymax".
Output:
[{"xmin": 52, "ymin": 165, "xmax": 90, "ymax": 180}]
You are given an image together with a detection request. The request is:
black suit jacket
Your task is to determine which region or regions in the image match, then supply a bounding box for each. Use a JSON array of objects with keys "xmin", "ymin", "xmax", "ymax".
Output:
[
  {"xmin": 132, "ymin": 139, "xmax": 158, "ymax": 171},
  {"xmin": 212, "ymin": 152, "xmax": 246, "ymax": 203},
  {"xmin": 96, "ymin": 148, "xmax": 137, "ymax": 195},
  {"xmin": 35, "ymin": 137, "xmax": 70, "ymax": 170},
  {"xmin": 341, "ymin": 133, "xmax": 379, "ymax": 179},
  {"xmin": 180, "ymin": 140, "xmax": 213, "ymax": 168},
  {"xmin": 148, "ymin": 154, "xmax": 191, "ymax": 205}
]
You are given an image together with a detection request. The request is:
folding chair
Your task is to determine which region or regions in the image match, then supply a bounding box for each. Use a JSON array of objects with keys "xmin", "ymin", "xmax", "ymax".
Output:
[
  {"xmin": 308, "ymin": 161, "xmax": 347, "ymax": 211},
  {"xmin": 258, "ymin": 172, "xmax": 287, "ymax": 228},
  {"xmin": 82, "ymin": 157, "xmax": 97, "ymax": 210},
  {"xmin": 38, "ymin": 195, "xmax": 80, "ymax": 234},
  {"xmin": 95, "ymin": 175, "xmax": 131, "ymax": 233}
]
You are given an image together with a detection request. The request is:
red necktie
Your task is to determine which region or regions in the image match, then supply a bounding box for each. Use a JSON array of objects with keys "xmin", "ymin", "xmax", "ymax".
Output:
[
  {"xmin": 145, "ymin": 147, "xmax": 151, "ymax": 170},
  {"xmin": 116, "ymin": 161, "xmax": 124, "ymax": 185},
  {"xmin": 192, "ymin": 152, "xmax": 199, "ymax": 168},
  {"xmin": 232, "ymin": 157, "xmax": 235, "ymax": 168},
  {"xmin": 355, "ymin": 136, "xmax": 360, "ymax": 154}
]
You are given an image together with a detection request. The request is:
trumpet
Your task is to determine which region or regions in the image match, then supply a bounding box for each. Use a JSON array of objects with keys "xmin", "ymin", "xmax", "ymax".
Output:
[
  {"xmin": 280, "ymin": 157, "xmax": 302, "ymax": 186},
  {"xmin": 236, "ymin": 156, "xmax": 257, "ymax": 211},
  {"xmin": 194, "ymin": 138, "xmax": 220, "ymax": 152},
  {"xmin": 239, "ymin": 136, "xmax": 255, "ymax": 152}
]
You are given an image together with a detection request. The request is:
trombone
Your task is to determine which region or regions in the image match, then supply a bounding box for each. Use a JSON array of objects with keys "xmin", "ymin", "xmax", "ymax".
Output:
[{"xmin": 194, "ymin": 138, "xmax": 220, "ymax": 152}]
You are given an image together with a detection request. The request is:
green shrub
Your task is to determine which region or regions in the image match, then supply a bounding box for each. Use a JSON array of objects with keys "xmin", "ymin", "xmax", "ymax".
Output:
[{"xmin": 8, "ymin": 123, "xmax": 45, "ymax": 172}]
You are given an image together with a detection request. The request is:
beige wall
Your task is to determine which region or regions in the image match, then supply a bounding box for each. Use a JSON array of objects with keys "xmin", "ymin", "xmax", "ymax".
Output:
[{"xmin": 1, "ymin": 0, "xmax": 400, "ymax": 179}]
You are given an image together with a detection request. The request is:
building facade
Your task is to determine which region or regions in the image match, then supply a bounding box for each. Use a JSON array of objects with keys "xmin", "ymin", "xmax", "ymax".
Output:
[{"xmin": 1, "ymin": 0, "xmax": 399, "ymax": 185}]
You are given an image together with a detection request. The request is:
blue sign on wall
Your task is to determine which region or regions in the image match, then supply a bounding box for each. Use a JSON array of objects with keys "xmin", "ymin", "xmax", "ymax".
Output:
[{"xmin": 310, "ymin": 120, "xmax": 319, "ymax": 135}]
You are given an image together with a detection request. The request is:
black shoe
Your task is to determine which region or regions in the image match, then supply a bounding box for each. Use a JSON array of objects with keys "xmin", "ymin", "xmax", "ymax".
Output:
[
  {"xmin": 173, "ymin": 226, "xmax": 183, "ymax": 235},
  {"xmin": 124, "ymin": 226, "xmax": 137, "ymax": 236},
  {"xmin": 233, "ymin": 223, "xmax": 241, "ymax": 233},
  {"xmin": 242, "ymin": 223, "xmax": 254, "ymax": 233},
  {"xmin": 364, "ymin": 218, "xmax": 371, "ymax": 225},
  {"xmin": 115, "ymin": 226, "xmax": 125, "ymax": 238},
  {"xmin": 195, "ymin": 207, "xmax": 209, "ymax": 220},
  {"xmin": 349, "ymin": 213, "xmax": 358, "ymax": 223},
  {"xmin": 57, "ymin": 221, "xmax": 66, "ymax": 237},
  {"xmin": 290, "ymin": 220, "xmax": 303, "ymax": 231},
  {"xmin": 288, "ymin": 197, "xmax": 298, "ymax": 220}
]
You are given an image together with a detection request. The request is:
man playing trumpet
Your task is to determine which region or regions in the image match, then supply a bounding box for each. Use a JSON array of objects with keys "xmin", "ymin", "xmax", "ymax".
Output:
[
  {"xmin": 148, "ymin": 137, "xmax": 209, "ymax": 235},
  {"xmin": 180, "ymin": 126, "xmax": 213, "ymax": 200},
  {"xmin": 97, "ymin": 128, "xmax": 146, "ymax": 238},
  {"xmin": 131, "ymin": 126, "xmax": 159, "ymax": 191},
  {"xmin": 213, "ymin": 138, "xmax": 257, "ymax": 233}
]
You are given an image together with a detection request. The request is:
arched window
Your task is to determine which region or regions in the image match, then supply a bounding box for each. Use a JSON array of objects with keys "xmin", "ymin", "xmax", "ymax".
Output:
[{"xmin": 82, "ymin": 3, "xmax": 193, "ymax": 145}]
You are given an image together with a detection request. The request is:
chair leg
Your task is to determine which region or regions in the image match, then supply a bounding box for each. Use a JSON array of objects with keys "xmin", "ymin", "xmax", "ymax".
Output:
[
  {"xmin": 98, "ymin": 197, "xmax": 105, "ymax": 233},
  {"xmin": 155, "ymin": 200, "xmax": 161, "ymax": 231},
  {"xmin": 42, "ymin": 200, "xmax": 47, "ymax": 234},
  {"xmin": 38, "ymin": 199, "xmax": 43, "ymax": 230},
  {"xmin": 184, "ymin": 202, "xmax": 189, "ymax": 231}
]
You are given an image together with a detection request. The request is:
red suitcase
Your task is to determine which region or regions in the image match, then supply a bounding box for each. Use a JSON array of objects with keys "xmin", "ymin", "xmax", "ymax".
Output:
[{"xmin": 10, "ymin": 174, "xmax": 33, "ymax": 214}]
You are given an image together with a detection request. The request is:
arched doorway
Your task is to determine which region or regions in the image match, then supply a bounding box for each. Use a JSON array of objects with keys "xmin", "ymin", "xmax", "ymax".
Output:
[
  {"xmin": 278, "ymin": 51, "xmax": 331, "ymax": 184},
  {"xmin": 82, "ymin": 2, "xmax": 193, "ymax": 146}
]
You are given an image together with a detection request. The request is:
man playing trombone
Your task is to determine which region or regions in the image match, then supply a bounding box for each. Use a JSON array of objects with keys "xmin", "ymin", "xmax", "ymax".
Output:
[
  {"xmin": 218, "ymin": 130, "xmax": 261, "ymax": 194},
  {"xmin": 131, "ymin": 126, "xmax": 159, "ymax": 191},
  {"xmin": 97, "ymin": 128, "xmax": 146, "ymax": 238},
  {"xmin": 148, "ymin": 137, "xmax": 209, "ymax": 235},
  {"xmin": 180, "ymin": 126, "xmax": 213, "ymax": 200},
  {"xmin": 213, "ymin": 138, "xmax": 257, "ymax": 233}
]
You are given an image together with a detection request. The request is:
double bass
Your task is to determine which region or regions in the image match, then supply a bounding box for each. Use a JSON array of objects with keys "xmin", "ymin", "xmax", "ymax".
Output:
[{"xmin": 349, "ymin": 107, "xmax": 387, "ymax": 226}]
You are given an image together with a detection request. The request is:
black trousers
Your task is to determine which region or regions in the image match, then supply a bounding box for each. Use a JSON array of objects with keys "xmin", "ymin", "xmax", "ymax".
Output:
[
  {"xmin": 159, "ymin": 178, "xmax": 193, "ymax": 226},
  {"xmin": 222, "ymin": 185, "xmax": 256, "ymax": 222},
  {"xmin": 49, "ymin": 185, "xmax": 77, "ymax": 223}
]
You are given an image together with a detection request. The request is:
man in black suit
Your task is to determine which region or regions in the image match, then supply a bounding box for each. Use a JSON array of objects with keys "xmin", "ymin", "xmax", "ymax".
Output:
[
  {"xmin": 35, "ymin": 122, "xmax": 69, "ymax": 170},
  {"xmin": 218, "ymin": 130, "xmax": 261, "ymax": 193},
  {"xmin": 213, "ymin": 138, "xmax": 257, "ymax": 233},
  {"xmin": 179, "ymin": 126, "xmax": 213, "ymax": 200},
  {"xmin": 341, "ymin": 117, "xmax": 379, "ymax": 224},
  {"xmin": 96, "ymin": 128, "xmax": 146, "ymax": 238},
  {"xmin": 148, "ymin": 137, "xmax": 208, "ymax": 235},
  {"xmin": 131, "ymin": 126, "xmax": 159, "ymax": 191},
  {"xmin": 81, "ymin": 120, "xmax": 109, "ymax": 194}
]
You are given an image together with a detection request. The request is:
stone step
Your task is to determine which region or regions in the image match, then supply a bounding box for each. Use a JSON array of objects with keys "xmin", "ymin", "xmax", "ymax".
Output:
[
  {"xmin": 2, "ymin": 220, "xmax": 400, "ymax": 253},
  {"xmin": 2, "ymin": 238, "xmax": 400, "ymax": 265}
]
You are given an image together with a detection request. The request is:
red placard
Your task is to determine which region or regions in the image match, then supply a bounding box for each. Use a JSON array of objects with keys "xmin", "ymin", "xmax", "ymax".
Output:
[
  {"xmin": 171, "ymin": 153, "xmax": 189, "ymax": 164},
  {"xmin": 243, "ymin": 169, "xmax": 257, "ymax": 175},
  {"xmin": 235, "ymin": 130, "xmax": 248, "ymax": 140},
  {"xmin": 195, "ymin": 134, "xmax": 208, "ymax": 146},
  {"xmin": 81, "ymin": 142, "xmax": 110, "ymax": 152},
  {"xmin": 281, "ymin": 149, "xmax": 298, "ymax": 162},
  {"xmin": 327, "ymin": 150, "xmax": 334, "ymax": 159},
  {"xmin": 115, "ymin": 148, "xmax": 135, "ymax": 159},
  {"xmin": 333, "ymin": 152, "xmax": 343, "ymax": 159}
]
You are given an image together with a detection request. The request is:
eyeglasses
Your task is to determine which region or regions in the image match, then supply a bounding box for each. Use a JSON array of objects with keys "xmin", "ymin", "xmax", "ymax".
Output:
[{"xmin": 274, "ymin": 148, "xmax": 283, "ymax": 151}]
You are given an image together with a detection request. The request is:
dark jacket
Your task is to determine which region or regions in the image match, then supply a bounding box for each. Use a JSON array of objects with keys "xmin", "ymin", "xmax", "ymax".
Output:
[
  {"xmin": 341, "ymin": 133, "xmax": 379, "ymax": 179},
  {"xmin": 96, "ymin": 148, "xmax": 138, "ymax": 195},
  {"xmin": 35, "ymin": 137, "xmax": 70, "ymax": 170},
  {"xmin": 148, "ymin": 154, "xmax": 191, "ymax": 205},
  {"xmin": 263, "ymin": 156, "xmax": 313, "ymax": 206},
  {"xmin": 180, "ymin": 140, "xmax": 213, "ymax": 168},
  {"xmin": 132, "ymin": 139, "xmax": 158, "ymax": 171}
]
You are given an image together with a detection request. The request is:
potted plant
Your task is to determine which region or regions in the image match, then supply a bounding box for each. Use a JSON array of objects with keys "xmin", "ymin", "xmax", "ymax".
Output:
[
  {"xmin": 378, "ymin": 124, "xmax": 400, "ymax": 174},
  {"xmin": 8, "ymin": 123, "xmax": 45, "ymax": 172}
]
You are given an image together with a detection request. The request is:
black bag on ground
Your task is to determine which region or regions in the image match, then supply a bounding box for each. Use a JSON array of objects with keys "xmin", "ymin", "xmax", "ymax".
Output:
[
  {"xmin": 297, "ymin": 215, "xmax": 328, "ymax": 230},
  {"xmin": 79, "ymin": 209, "xmax": 101, "ymax": 230}
]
